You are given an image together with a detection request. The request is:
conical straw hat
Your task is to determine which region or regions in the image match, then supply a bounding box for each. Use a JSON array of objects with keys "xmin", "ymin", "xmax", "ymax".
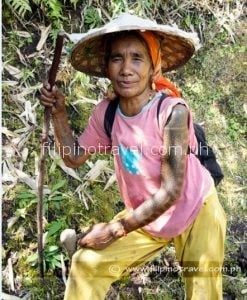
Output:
[{"xmin": 69, "ymin": 13, "xmax": 201, "ymax": 77}]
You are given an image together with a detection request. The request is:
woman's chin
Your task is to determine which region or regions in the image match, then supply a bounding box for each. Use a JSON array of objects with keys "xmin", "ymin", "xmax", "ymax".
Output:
[{"xmin": 117, "ymin": 89, "xmax": 138, "ymax": 99}]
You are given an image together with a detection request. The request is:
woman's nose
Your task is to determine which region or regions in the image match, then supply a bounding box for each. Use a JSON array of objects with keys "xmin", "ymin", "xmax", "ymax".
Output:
[{"xmin": 120, "ymin": 59, "xmax": 133, "ymax": 76}]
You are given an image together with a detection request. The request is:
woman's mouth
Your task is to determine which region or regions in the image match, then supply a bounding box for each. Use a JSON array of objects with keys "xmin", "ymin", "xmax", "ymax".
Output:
[{"xmin": 118, "ymin": 81, "xmax": 136, "ymax": 88}]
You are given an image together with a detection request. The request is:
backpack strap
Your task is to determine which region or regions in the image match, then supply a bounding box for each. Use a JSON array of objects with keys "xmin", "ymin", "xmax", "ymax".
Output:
[
  {"xmin": 192, "ymin": 123, "xmax": 224, "ymax": 186},
  {"xmin": 104, "ymin": 97, "xmax": 120, "ymax": 139},
  {"xmin": 157, "ymin": 93, "xmax": 169, "ymax": 127},
  {"xmin": 104, "ymin": 93, "xmax": 169, "ymax": 138}
]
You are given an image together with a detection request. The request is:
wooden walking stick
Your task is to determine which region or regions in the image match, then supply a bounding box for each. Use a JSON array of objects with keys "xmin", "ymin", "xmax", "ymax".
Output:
[{"xmin": 37, "ymin": 32, "xmax": 65, "ymax": 279}]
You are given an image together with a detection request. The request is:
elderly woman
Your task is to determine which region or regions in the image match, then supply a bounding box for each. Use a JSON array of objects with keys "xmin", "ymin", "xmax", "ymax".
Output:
[{"xmin": 40, "ymin": 13, "xmax": 226, "ymax": 300}]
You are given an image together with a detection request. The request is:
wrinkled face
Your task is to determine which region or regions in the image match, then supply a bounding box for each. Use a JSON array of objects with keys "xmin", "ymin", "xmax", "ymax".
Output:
[{"xmin": 106, "ymin": 35, "xmax": 153, "ymax": 99}]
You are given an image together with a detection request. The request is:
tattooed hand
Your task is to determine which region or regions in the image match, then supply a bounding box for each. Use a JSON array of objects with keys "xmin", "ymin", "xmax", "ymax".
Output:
[
  {"xmin": 77, "ymin": 222, "xmax": 126, "ymax": 250},
  {"xmin": 40, "ymin": 81, "xmax": 66, "ymax": 115}
]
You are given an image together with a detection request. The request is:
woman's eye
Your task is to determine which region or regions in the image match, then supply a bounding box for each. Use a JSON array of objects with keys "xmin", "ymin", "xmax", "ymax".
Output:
[
  {"xmin": 111, "ymin": 57, "xmax": 122, "ymax": 62},
  {"xmin": 133, "ymin": 57, "xmax": 142, "ymax": 61}
]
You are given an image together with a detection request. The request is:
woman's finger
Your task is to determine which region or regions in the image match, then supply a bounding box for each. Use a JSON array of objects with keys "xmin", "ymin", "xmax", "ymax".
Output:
[
  {"xmin": 40, "ymin": 93, "xmax": 56, "ymax": 103},
  {"xmin": 40, "ymin": 100, "xmax": 54, "ymax": 107},
  {"xmin": 43, "ymin": 80, "xmax": 51, "ymax": 91},
  {"xmin": 40, "ymin": 87, "xmax": 54, "ymax": 98},
  {"xmin": 52, "ymin": 85, "xmax": 58, "ymax": 93}
]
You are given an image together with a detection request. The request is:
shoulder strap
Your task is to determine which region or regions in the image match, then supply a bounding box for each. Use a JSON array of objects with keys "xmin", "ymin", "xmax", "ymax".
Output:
[
  {"xmin": 157, "ymin": 93, "xmax": 169, "ymax": 127},
  {"xmin": 104, "ymin": 97, "xmax": 120, "ymax": 138},
  {"xmin": 104, "ymin": 93, "xmax": 169, "ymax": 139},
  {"xmin": 193, "ymin": 123, "xmax": 224, "ymax": 186}
]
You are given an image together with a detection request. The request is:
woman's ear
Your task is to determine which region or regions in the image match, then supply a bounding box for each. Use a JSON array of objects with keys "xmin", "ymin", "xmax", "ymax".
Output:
[{"xmin": 149, "ymin": 72, "xmax": 154, "ymax": 84}]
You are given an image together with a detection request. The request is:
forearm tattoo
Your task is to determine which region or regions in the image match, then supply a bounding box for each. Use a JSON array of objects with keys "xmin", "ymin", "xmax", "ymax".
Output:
[
  {"xmin": 52, "ymin": 112, "xmax": 88, "ymax": 166},
  {"xmin": 121, "ymin": 105, "xmax": 189, "ymax": 233}
]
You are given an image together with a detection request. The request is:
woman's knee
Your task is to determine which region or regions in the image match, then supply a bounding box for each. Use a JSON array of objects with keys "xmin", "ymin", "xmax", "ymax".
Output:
[{"xmin": 71, "ymin": 248, "xmax": 103, "ymax": 275}]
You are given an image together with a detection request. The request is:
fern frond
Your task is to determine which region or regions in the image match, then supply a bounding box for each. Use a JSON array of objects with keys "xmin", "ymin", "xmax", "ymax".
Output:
[
  {"xmin": 6, "ymin": 0, "xmax": 32, "ymax": 18},
  {"xmin": 46, "ymin": 0, "xmax": 63, "ymax": 20}
]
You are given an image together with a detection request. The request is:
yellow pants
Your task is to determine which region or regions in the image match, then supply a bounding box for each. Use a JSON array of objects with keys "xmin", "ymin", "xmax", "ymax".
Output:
[{"xmin": 64, "ymin": 187, "xmax": 226, "ymax": 300}]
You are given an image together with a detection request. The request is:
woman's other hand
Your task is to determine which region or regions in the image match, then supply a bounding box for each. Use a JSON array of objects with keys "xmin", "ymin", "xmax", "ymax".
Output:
[
  {"xmin": 40, "ymin": 80, "xmax": 66, "ymax": 115},
  {"xmin": 77, "ymin": 222, "xmax": 126, "ymax": 250}
]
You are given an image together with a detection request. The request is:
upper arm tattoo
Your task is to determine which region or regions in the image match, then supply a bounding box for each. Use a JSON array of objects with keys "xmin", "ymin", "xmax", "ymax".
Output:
[{"xmin": 161, "ymin": 104, "xmax": 189, "ymax": 191}]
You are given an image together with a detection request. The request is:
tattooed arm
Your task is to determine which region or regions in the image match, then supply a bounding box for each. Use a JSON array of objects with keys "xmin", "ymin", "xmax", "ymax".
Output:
[
  {"xmin": 40, "ymin": 82, "xmax": 90, "ymax": 168},
  {"xmin": 119, "ymin": 104, "xmax": 189, "ymax": 233}
]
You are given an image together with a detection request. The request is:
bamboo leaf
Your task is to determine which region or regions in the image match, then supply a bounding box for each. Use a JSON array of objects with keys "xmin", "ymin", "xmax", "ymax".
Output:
[
  {"xmin": 4, "ymin": 64, "xmax": 22, "ymax": 80},
  {"xmin": 49, "ymin": 150, "xmax": 82, "ymax": 182},
  {"xmin": 7, "ymin": 216, "xmax": 19, "ymax": 229},
  {"xmin": 14, "ymin": 168, "xmax": 50, "ymax": 194},
  {"xmin": 7, "ymin": 258, "xmax": 15, "ymax": 292},
  {"xmin": 104, "ymin": 173, "xmax": 117, "ymax": 191},
  {"xmin": 36, "ymin": 25, "xmax": 51, "ymax": 51},
  {"xmin": 84, "ymin": 160, "xmax": 108, "ymax": 182}
]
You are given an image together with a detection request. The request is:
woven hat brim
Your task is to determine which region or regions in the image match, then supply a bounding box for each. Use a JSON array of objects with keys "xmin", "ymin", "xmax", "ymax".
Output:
[{"xmin": 69, "ymin": 14, "xmax": 201, "ymax": 77}]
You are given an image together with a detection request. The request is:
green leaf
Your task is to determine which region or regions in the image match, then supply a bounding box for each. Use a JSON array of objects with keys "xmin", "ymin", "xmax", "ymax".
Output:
[
  {"xmin": 43, "ymin": 201, "xmax": 49, "ymax": 214},
  {"xmin": 185, "ymin": 15, "xmax": 191, "ymax": 28},
  {"xmin": 15, "ymin": 208, "xmax": 27, "ymax": 218},
  {"xmin": 50, "ymin": 195, "xmax": 65, "ymax": 201},
  {"xmin": 53, "ymin": 254, "xmax": 62, "ymax": 261},
  {"xmin": 49, "ymin": 260, "xmax": 56, "ymax": 270},
  {"xmin": 45, "ymin": 245, "xmax": 59, "ymax": 253},
  {"xmin": 53, "ymin": 259, "xmax": 62, "ymax": 268},
  {"xmin": 8, "ymin": 0, "xmax": 32, "ymax": 18},
  {"xmin": 84, "ymin": 7, "xmax": 101, "ymax": 29},
  {"xmin": 26, "ymin": 252, "xmax": 38, "ymax": 263},
  {"xmin": 49, "ymin": 161, "xmax": 57, "ymax": 174},
  {"xmin": 17, "ymin": 192, "xmax": 36, "ymax": 199},
  {"xmin": 54, "ymin": 202, "xmax": 61, "ymax": 210},
  {"xmin": 51, "ymin": 179, "xmax": 66, "ymax": 193},
  {"xmin": 47, "ymin": 221, "xmax": 63, "ymax": 238}
]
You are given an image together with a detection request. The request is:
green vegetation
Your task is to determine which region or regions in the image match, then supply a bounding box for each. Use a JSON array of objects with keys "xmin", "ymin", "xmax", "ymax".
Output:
[{"xmin": 2, "ymin": 0, "xmax": 246, "ymax": 299}]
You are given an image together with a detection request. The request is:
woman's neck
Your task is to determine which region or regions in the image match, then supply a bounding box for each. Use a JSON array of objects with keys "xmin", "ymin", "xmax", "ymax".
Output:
[{"xmin": 119, "ymin": 89, "xmax": 155, "ymax": 117}]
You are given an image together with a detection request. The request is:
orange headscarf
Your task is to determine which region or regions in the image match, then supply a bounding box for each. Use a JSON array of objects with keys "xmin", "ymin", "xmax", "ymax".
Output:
[{"xmin": 138, "ymin": 31, "xmax": 181, "ymax": 98}]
